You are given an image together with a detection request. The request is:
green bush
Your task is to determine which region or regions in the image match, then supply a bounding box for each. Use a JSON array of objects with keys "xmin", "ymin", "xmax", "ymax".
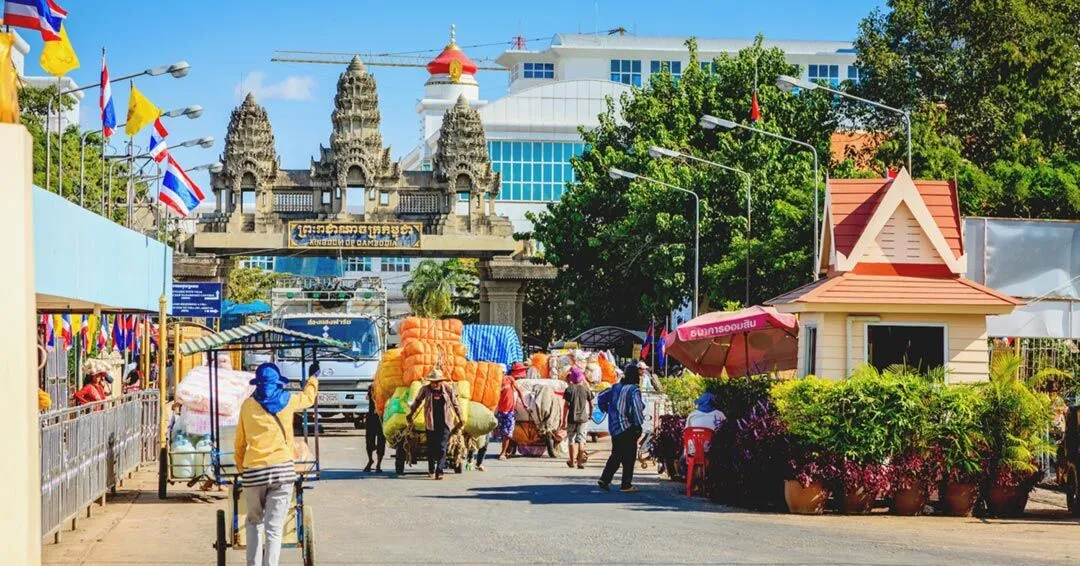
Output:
[
  {"xmin": 931, "ymin": 384, "xmax": 987, "ymax": 483},
  {"xmin": 982, "ymin": 353, "xmax": 1055, "ymax": 484},
  {"xmin": 704, "ymin": 375, "xmax": 778, "ymax": 421},
  {"xmin": 657, "ymin": 372, "xmax": 706, "ymax": 416}
]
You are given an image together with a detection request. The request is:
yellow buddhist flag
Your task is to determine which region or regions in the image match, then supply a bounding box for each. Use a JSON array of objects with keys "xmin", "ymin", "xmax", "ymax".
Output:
[
  {"xmin": 125, "ymin": 83, "xmax": 160, "ymax": 136},
  {"xmin": 0, "ymin": 32, "xmax": 19, "ymax": 124},
  {"xmin": 40, "ymin": 25, "xmax": 80, "ymax": 77}
]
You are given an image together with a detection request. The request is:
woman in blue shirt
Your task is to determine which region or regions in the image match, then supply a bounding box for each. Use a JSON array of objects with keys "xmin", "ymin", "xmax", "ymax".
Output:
[{"xmin": 596, "ymin": 363, "xmax": 645, "ymax": 492}]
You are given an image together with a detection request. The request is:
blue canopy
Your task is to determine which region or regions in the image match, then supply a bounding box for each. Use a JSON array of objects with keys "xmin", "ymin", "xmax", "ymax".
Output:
[
  {"xmin": 462, "ymin": 324, "xmax": 523, "ymax": 367},
  {"xmin": 221, "ymin": 300, "xmax": 271, "ymax": 316}
]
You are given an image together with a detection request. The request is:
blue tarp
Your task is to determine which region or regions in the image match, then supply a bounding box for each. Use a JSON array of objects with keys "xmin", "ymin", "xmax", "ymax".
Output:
[
  {"xmin": 461, "ymin": 324, "xmax": 523, "ymax": 367},
  {"xmin": 222, "ymin": 300, "xmax": 271, "ymax": 316}
]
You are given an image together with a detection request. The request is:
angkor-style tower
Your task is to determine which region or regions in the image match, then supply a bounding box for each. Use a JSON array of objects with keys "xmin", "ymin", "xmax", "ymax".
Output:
[
  {"xmin": 433, "ymin": 95, "xmax": 505, "ymax": 233},
  {"xmin": 212, "ymin": 92, "xmax": 279, "ymax": 232},
  {"xmin": 312, "ymin": 55, "xmax": 399, "ymax": 215}
]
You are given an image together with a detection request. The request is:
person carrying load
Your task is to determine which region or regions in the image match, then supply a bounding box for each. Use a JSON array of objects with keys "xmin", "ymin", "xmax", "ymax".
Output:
[
  {"xmin": 234, "ymin": 362, "xmax": 319, "ymax": 566},
  {"xmin": 407, "ymin": 368, "xmax": 463, "ymax": 480}
]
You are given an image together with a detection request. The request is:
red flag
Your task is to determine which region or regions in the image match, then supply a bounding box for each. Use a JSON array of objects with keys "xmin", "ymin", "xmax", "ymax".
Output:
[
  {"xmin": 640, "ymin": 323, "xmax": 654, "ymax": 360},
  {"xmin": 885, "ymin": 166, "xmax": 898, "ymax": 180},
  {"xmin": 750, "ymin": 91, "xmax": 761, "ymax": 123}
]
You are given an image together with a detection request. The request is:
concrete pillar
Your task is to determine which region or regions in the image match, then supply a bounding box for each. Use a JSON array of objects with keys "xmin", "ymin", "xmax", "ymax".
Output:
[
  {"xmin": 0, "ymin": 123, "xmax": 41, "ymax": 564},
  {"xmin": 480, "ymin": 280, "xmax": 524, "ymax": 334}
]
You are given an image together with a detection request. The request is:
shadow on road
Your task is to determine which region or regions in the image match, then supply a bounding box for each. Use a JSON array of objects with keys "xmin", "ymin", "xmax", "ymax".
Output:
[{"xmin": 419, "ymin": 480, "xmax": 735, "ymax": 514}]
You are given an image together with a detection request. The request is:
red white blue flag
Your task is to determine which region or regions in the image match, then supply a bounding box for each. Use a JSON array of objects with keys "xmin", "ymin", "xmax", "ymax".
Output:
[
  {"xmin": 97, "ymin": 316, "xmax": 108, "ymax": 351},
  {"xmin": 640, "ymin": 322, "xmax": 654, "ymax": 361},
  {"xmin": 148, "ymin": 118, "xmax": 169, "ymax": 162},
  {"xmin": 159, "ymin": 155, "xmax": 205, "ymax": 217},
  {"xmin": 60, "ymin": 313, "xmax": 72, "ymax": 351},
  {"xmin": 657, "ymin": 326, "xmax": 668, "ymax": 367},
  {"xmin": 3, "ymin": 0, "xmax": 67, "ymax": 41},
  {"xmin": 100, "ymin": 50, "xmax": 116, "ymax": 140}
]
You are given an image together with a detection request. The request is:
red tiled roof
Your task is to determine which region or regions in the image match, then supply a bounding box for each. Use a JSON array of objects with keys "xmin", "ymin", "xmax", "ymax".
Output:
[
  {"xmin": 767, "ymin": 273, "xmax": 1022, "ymax": 307},
  {"xmin": 828, "ymin": 178, "xmax": 964, "ymax": 259}
]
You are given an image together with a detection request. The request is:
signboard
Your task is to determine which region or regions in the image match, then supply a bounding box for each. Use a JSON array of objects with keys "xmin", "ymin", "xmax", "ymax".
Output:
[
  {"xmin": 287, "ymin": 222, "xmax": 422, "ymax": 250},
  {"xmin": 172, "ymin": 282, "xmax": 223, "ymax": 318}
]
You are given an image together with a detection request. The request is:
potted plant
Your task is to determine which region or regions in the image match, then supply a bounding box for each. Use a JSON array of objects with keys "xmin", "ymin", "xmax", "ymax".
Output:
[
  {"xmin": 980, "ymin": 354, "xmax": 1056, "ymax": 517},
  {"xmin": 838, "ymin": 459, "xmax": 890, "ymax": 514},
  {"xmin": 932, "ymin": 385, "xmax": 987, "ymax": 516},
  {"xmin": 785, "ymin": 450, "xmax": 840, "ymax": 514},
  {"xmin": 651, "ymin": 414, "xmax": 686, "ymax": 480},
  {"xmin": 725, "ymin": 400, "xmax": 791, "ymax": 510},
  {"xmin": 889, "ymin": 451, "xmax": 937, "ymax": 515}
]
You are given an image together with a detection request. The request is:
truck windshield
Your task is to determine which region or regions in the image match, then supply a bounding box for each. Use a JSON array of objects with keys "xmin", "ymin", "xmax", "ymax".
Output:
[{"xmin": 280, "ymin": 317, "xmax": 380, "ymax": 359}]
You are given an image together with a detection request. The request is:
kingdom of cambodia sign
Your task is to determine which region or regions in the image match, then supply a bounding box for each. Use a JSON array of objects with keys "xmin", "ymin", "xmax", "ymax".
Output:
[{"xmin": 287, "ymin": 222, "xmax": 422, "ymax": 249}]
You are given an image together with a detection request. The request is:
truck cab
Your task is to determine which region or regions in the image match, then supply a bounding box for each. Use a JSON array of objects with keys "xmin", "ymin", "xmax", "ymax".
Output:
[{"xmin": 270, "ymin": 277, "xmax": 388, "ymax": 427}]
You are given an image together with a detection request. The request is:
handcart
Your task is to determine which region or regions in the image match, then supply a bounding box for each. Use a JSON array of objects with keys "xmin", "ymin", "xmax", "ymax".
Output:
[
  {"xmin": 167, "ymin": 322, "xmax": 349, "ymax": 566},
  {"xmin": 391, "ymin": 425, "xmax": 470, "ymax": 475}
]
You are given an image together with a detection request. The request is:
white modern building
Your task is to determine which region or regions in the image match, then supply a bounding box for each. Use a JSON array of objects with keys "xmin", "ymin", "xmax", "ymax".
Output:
[{"xmin": 402, "ymin": 32, "xmax": 858, "ymax": 233}]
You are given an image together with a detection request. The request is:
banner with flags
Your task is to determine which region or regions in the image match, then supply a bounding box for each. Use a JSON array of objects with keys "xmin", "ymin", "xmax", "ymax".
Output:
[
  {"xmin": 100, "ymin": 49, "xmax": 116, "ymax": 139},
  {"xmin": 125, "ymin": 83, "xmax": 160, "ymax": 136},
  {"xmin": 3, "ymin": 0, "xmax": 67, "ymax": 41},
  {"xmin": 159, "ymin": 154, "xmax": 206, "ymax": 217}
]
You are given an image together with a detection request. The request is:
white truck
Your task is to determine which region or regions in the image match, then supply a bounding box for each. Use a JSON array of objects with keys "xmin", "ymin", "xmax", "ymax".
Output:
[{"xmin": 269, "ymin": 276, "xmax": 388, "ymax": 428}]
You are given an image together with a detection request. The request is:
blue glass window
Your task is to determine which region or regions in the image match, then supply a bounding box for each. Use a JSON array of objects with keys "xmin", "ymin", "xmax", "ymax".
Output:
[
  {"xmin": 808, "ymin": 64, "xmax": 840, "ymax": 88},
  {"xmin": 650, "ymin": 60, "xmax": 683, "ymax": 83},
  {"xmin": 522, "ymin": 62, "xmax": 554, "ymax": 79},
  {"xmin": 846, "ymin": 65, "xmax": 863, "ymax": 85},
  {"xmin": 343, "ymin": 257, "xmax": 372, "ymax": 272},
  {"xmin": 699, "ymin": 61, "xmax": 717, "ymax": 74},
  {"xmin": 380, "ymin": 258, "xmax": 410, "ymax": 273},
  {"xmin": 485, "ymin": 140, "xmax": 585, "ymax": 202},
  {"xmin": 610, "ymin": 59, "xmax": 642, "ymax": 86}
]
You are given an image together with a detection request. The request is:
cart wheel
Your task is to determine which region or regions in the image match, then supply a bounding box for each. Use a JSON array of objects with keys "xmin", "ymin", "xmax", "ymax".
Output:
[
  {"xmin": 215, "ymin": 509, "xmax": 227, "ymax": 566},
  {"xmin": 395, "ymin": 445, "xmax": 406, "ymax": 475},
  {"xmin": 453, "ymin": 462, "xmax": 463, "ymax": 474},
  {"xmin": 640, "ymin": 460, "xmax": 649, "ymax": 470},
  {"xmin": 302, "ymin": 506, "xmax": 316, "ymax": 566}
]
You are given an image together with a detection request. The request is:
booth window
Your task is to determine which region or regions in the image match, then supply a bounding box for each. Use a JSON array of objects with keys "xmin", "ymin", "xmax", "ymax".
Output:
[
  {"xmin": 803, "ymin": 325, "xmax": 818, "ymax": 377},
  {"xmin": 866, "ymin": 324, "xmax": 945, "ymax": 372}
]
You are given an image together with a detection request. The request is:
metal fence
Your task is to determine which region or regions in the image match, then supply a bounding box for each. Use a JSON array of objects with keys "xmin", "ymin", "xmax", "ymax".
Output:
[
  {"xmin": 41, "ymin": 346, "xmax": 71, "ymax": 413},
  {"xmin": 40, "ymin": 391, "xmax": 160, "ymax": 541}
]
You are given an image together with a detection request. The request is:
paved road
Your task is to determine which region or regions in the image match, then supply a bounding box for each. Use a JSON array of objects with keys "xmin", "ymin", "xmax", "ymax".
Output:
[{"xmin": 43, "ymin": 429, "xmax": 1080, "ymax": 565}]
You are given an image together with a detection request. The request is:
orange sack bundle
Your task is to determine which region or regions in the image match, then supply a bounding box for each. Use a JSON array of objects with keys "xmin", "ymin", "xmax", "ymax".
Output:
[
  {"xmin": 401, "ymin": 339, "xmax": 468, "ymax": 384},
  {"xmin": 598, "ymin": 355, "xmax": 617, "ymax": 384},
  {"xmin": 529, "ymin": 353, "xmax": 550, "ymax": 378},
  {"xmin": 373, "ymin": 348, "xmax": 403, "ymax": 415},
  {"xmin": 398, "ymin": 317, "xmax": 464, "ymax": 342},
  {"xmin": 468, "ymin": 361, "xmax": 504, "ymax": 410}
]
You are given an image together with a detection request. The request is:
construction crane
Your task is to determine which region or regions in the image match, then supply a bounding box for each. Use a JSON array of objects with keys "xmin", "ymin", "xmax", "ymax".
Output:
[{"xmin": 270, "ymin": 49, "xmax": 507, "ymax": 71}]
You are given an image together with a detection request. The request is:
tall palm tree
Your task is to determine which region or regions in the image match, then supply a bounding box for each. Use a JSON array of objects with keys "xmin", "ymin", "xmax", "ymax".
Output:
[{"xmin": 402, "ymin": 259, "xmax": 479, "ymax": 319}]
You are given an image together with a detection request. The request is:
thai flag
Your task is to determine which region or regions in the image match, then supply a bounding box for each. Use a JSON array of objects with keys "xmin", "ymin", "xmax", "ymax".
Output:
[
  {"xmin": 148, "ymin": 118, "xmax": 168, "ymax": 162},
  {"xmin": 42, "ymin": 314, "xmax": 55, "ymax": 351},
  {"xmin": 80, "ymin": 314, "xmax": 89, "ymax": 352},
  {"xmin": 159, "ymin": 155, "xmax": 206, "ymax": 217},
  {"xmin": 100, "ymin": 50, "xmax": 116, "ymax": 140},
  {"xmin": 3, "ymin": 0, "xmax": 67, "ymax": 41},
  {"xmin": 113, "ymin": 314, "xmax": 126, "ymax": 352},
  {"xmin": 60, "ymin": 313, "xmax": 72, "ymax": 351},
  {"xmin": 97, "ymin": 316, "xmax": 108, "ymax": 351}
]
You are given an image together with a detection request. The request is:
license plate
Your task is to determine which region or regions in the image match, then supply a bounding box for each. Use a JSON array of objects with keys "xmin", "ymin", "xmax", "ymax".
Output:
[{"xmin": 317, "ymin": 392, "xmax": 338, "ymax": 405}]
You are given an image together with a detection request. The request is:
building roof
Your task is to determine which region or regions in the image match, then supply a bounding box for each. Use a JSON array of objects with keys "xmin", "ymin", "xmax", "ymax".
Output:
[
  {"xmin": 828, "ymin": 177, "xmax": 964, "ymax": 259},
  {"xmin": 426, "ymin": 28, "xmax": 477, "ymax": 76},
  {"xmin": 550, "ymin": 34, "xmax": 855, "ymax": 56},
  {"xmin": 766, "ymin": 273, "xmax": 1023, "ymax": 308}
]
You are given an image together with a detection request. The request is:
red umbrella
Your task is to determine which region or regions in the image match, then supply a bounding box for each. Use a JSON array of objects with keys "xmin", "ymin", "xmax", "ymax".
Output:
[{"xmin": 664, "ymin": 306, "xmax": 799, "ymax": 377}]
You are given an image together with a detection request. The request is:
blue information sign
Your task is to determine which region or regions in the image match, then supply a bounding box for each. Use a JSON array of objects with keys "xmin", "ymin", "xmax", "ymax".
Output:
[{"xmin": 172, "ymin": 282, "xmax": 223, "ymax": 318}]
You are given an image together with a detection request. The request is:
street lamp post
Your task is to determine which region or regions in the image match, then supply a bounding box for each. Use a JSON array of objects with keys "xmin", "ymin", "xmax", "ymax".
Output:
[
  {"xmin": 699, "ymin": 115, "xmax": 822, "ymax": 281},
  {"xmin": 609, "ymin": 167, "xmax": 701, "ymax": 318},
  {"xmin": 648, "ymin": 146, "xmax": 753, "ymax": 307},
  {"xmin": 46, "ymin": 60, "xmax": 191, "ymax": 193},
  {"xmin": 79, "ymin": 106, "xmax": 202, "ymax": 208},
  {"xmin": 775, "ymin": 74, "xmax": 912, "ymax": 173}
]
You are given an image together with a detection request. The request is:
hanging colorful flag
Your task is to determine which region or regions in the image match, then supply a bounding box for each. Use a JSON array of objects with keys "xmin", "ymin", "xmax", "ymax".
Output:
[
  {"xmin": 100, "ymin": 49, "xmax": 116, "ymax": 140},
  {"xmin": 112, "ymin": 314, "xmax": 126, "ymax": 352},
  {"xmin": 39, "ymin": 22, "xmax": 78, "ymax": 76},
  {"xmin": 149, "ymin": 322, "xmax": 159, "ymax": 350},
  {"xmin": 147, "ymin": 117, "xmax": 168, "ymax": 162},
  {"xmin": 125, "ymin": 83, "xmax": 160, "ymax": 136},
  {"xmin": 885, "ymin": 166, "xmax": 898, "ymax": 180},
  {"xmin": 42, "ymin": 314, "xmax": 55, "ymax": 351},
  {"xmin": 749, "ymin": 90, "xmax": 761, "ymax": 123},
  {"xmin": 80, "ymin": 314, "xmax": 89, "ymax": 352},
  {"xmin": 60, "ymin": 313, "xmax": 72, "ymax": 350},
  {"xmin": 96, "ymin": 315, "xmax": 107, "ymax": 351},
  {"xmin": 640, "ymin": 322, "xmax": 654, "ymax": 361},
  {"xmin": 3, "ymin": 0, "xmax": 67, "ymax": 41},
  {"xmin": 159, "ymin": 154, "xmax": 206, "ymax": 217},
  {"xmin": 657, "ymin": 326, "xmax": 668, "ymax": 368}
]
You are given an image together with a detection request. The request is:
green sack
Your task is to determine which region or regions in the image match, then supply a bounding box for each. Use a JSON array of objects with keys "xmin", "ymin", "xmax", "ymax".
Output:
[{"xmin": 464, "ymin": 401, "xmax": 497, "ymax": 438}]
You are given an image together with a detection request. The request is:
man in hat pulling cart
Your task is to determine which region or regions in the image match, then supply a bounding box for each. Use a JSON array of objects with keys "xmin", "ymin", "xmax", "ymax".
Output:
[{"xmin": 406, "ymin": 368, "xmax": 464, "ymax": 480}]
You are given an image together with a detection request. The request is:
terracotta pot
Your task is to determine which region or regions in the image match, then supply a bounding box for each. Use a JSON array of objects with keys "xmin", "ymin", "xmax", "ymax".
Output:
[
  {"xmin": 942, "ymin": 482, "xmax": 979, "ymax": 517},
  {"xmin": 784, "ymin": 479, "xmax": 829, "ymax": 515},
  {"xmin": 840, "ymin": 486, "xmax": 875, "ymax": 514},
  {"xmin": 986, "ymin": 485, "xmax": 1031, "ymax": 517},
  {"xmin": 891, "ymin": 485, "xmax": 928, "ymax": 516}
]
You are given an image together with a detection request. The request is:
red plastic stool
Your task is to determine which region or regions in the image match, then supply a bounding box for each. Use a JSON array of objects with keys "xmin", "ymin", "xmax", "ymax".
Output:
[{"xmin": 683, "ymin": 427, "xmax": 714, "ymax": 497}]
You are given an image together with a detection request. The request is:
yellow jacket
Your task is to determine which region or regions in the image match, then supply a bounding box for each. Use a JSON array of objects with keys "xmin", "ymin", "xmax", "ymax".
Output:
[{"xmin": 234, "ymin": 378, "xmax": 318, "ymax": 473}]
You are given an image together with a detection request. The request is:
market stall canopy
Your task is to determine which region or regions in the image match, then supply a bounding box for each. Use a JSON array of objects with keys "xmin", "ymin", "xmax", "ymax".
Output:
[
  {"xmin": 567, "ymin": 326, "xmax": 646, "ymax": 358},
  {"xmin": 179, "ymin": 322, "xmax": 349, "ymax": 355},
  {"xmin": 221, "ymin": 299, "xmax": 271, "ymax": 316},
  {"xmin": 665, "ymin": 306, "xmax": 798, "ymax": 377}
]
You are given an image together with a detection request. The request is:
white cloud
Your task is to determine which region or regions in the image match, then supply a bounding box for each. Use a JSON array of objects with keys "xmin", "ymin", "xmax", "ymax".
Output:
[{"xmin": 234, "ymin": 72, "xmax": 315, "ymax": 102}]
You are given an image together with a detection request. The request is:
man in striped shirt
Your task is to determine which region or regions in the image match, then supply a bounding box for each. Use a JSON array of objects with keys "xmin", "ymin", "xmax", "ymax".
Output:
[
  {"xmin": 235, "ymin": 362, "xmax": 319, "ymax": 566},
  {"xmin": 596, "ymin": 363, "xmax": 646, "ymax": 492}
]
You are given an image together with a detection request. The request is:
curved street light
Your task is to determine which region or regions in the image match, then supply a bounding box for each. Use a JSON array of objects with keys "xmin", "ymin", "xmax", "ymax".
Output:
[
  {"xmin": 649, "ymin": 146, "xmax": 753, "ymax": 307},
  {"xmin": 700, "ymin": 115, "xmax": 822, "ymax": 281},
  {"xmin": 775, "ymin": 74, "xmax": 912, "ymax": 173},
  {"xmin": 609, "ymin": 167, "xmax": 700, "ymax": 318}
]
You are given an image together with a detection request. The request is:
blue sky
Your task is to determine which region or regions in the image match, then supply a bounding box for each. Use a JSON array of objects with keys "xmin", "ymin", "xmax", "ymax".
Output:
[{"xmin": 20, "ymin": 0, "xmax": 886, "ymax": 188}]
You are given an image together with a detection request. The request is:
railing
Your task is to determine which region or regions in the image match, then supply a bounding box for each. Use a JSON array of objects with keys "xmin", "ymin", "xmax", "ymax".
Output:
[
  {"xmin": 40, "ymin": 391, "xmax": 160, "ymax": 542},
  {"xmin": 41, "ymin": 346, "xmax": 71, "ymax": 412},
  {"xmin": 274, "ymin": 191, "xmax": 314, "ymax": 213}
]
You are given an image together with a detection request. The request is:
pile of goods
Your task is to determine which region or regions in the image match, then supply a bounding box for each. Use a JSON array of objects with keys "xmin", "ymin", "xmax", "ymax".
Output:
[
  {"xmin": 509, "ymin": 378, "xmax": 568, "ymax": 455},
  {"xmin": 171, "ymin": 353, "xmax": 254, "ymax": 479},
  {"xmin": 374, "ymin": 318, "xmax": 501, "ymax": 446},
  {"xmin": 461, "ymin": 324, "xmax": 523, "ymax": 367},
  {"xmin": 545, "ymin": 349, "xmax": 619, "ymax": 386}
]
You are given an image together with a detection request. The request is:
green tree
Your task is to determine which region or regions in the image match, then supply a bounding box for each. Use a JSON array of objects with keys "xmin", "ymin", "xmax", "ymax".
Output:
[
  {"xmin": 849, "ymin": 0, "xmax": 1080, "ymax": 219},
  {"xmin": 528, "ymin": 37, "xmax": 837, "ymax": 333},
  {"xmin": 226, "ymin": 264, "xmax": 279, "ymax": 303},
  {"xmin": 19, "ymin": 84, "xmax": 148, "ymax": 224},
  {"xmin": 403, "ymin": 259, "xmax": 478, "ymax": 320}
]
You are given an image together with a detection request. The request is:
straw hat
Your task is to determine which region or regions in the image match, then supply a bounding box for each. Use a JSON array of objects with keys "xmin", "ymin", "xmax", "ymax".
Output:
[{"xmin": 425, "ymin": 368, "xmax": 447, "ymax": 383}]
